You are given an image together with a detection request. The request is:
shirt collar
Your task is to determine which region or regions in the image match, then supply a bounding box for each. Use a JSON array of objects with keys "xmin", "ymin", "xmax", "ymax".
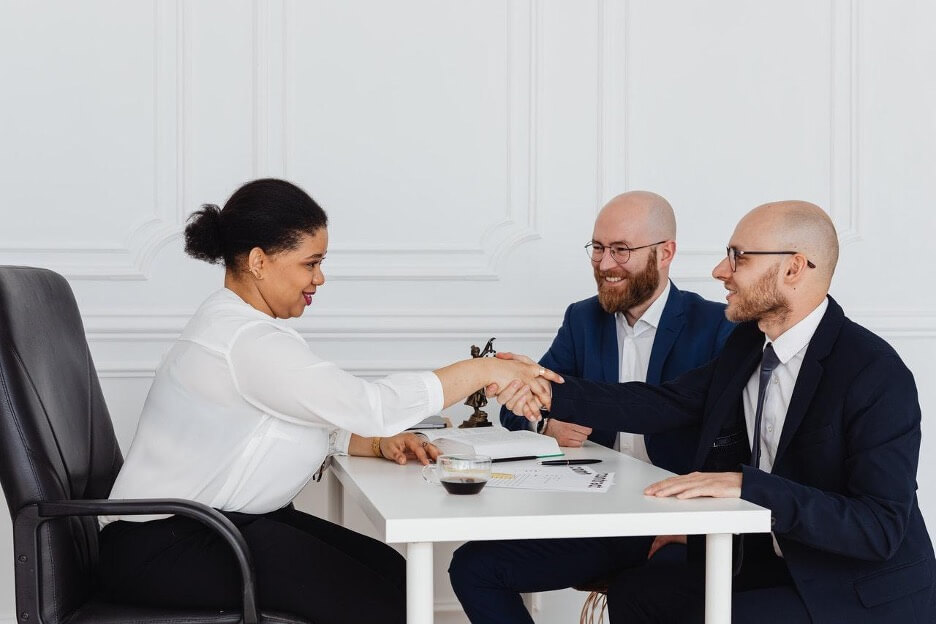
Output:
[
  {"xmin": 765, "ymin": 297, "xmax": 829, "ymax": 364},
  {"xmin": 616, "ymin": 281, "xmax": 671, "ymax": 335}
]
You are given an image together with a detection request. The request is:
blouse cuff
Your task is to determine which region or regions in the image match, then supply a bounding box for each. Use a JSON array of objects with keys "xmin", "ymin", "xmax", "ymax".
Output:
[{"xmin": 328, "ymin": 428, "xmax": 352, "ymax": 456}]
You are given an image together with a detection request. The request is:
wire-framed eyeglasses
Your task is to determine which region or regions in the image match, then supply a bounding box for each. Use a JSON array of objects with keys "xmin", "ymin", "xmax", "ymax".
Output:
[
  {"xmin": 726, "ymin": 246, "xmax": 817, "ymax": 272},
  {"xmin": 585, "ymin": 240, "xmax": 666, "ymax": 265}
]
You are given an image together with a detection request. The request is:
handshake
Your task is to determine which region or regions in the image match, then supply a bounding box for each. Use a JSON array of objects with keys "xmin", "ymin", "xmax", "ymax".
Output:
[{"xmin": 482, "ymin": 352, "xmax": 564, "ymax": 422}]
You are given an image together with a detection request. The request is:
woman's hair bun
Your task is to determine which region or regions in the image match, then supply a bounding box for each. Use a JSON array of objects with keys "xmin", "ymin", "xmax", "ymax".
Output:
[
  {"xmin": 184, "ymin": 203, "xmax": 226, "ymax": 264},
  {"xmin": 184, "ymin": 179, "xmax": 327, "ymax": 269}
]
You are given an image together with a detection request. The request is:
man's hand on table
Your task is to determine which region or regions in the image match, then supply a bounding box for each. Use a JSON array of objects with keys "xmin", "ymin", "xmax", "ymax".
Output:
[{"xmin": 644, "ymin": 471, "xmax": 742, "ymax": 499}]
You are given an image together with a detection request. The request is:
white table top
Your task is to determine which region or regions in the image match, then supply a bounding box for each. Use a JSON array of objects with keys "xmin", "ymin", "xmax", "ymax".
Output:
[{"xmin": 332, "ymin": 442, "xmax": 770, "ymax": 544}]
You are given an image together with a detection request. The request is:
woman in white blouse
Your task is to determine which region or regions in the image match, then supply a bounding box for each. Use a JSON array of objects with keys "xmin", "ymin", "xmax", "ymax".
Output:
[{"xmin": 98, "ymin": 178, "xmax": 557, "ymax": 624}]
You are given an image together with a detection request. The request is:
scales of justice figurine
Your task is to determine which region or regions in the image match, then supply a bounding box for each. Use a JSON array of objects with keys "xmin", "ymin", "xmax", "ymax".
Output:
[{"xmin": 459, "ymin": 337, "xmax": 496, "ymax": 428}]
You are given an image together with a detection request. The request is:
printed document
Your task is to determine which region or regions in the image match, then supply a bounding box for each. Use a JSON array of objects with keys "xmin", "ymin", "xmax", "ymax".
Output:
[{"xmin": 488, "ymin": 465, "xmax": 615, "ymax": 493}]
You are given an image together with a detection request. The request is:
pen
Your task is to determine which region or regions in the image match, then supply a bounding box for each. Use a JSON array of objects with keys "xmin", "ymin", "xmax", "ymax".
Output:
[
  {"xmin": 539, "ymin": 459, "xmax": 603, "ymax": 466},
  {"xmin": 492, "ymin": 455, "xmax": 538, "ymax": 463}
]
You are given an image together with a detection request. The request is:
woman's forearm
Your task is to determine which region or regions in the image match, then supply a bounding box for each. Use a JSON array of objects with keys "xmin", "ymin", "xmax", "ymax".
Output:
[
  {"xmin": 433, "ymin": 356, "xmax": 561, "ymax": 411},
  {"xmin": 433, "ymin": 358, "xmax": 496, "ymax": 408},
  {"xmin": 348, "ymin": 433, "xmax": 378, "ymax": 457}
]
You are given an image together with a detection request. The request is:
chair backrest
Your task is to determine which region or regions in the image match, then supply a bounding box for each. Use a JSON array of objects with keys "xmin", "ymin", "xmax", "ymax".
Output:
[{"xmin": 0, "ymin": 266, "xmax": 124, "ymax": 623}]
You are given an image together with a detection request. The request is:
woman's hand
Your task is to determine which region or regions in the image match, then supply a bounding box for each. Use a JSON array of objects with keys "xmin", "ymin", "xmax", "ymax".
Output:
[
  {"xmin": 434, "ymin": 350, "xmax": 562, "ymax": 415},
  {"xmin": 379, "ymin": 432, "xmax": 441, "ymax": 465},
  {"xmin": 487, "ymin": 352, "xmax": 560, "ymax": 421}
]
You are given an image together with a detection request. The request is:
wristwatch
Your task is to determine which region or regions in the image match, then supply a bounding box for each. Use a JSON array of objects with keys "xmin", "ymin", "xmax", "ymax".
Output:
[{"xmin": 536, "ymin": 416, "xmax": 549, "ymax": 434}]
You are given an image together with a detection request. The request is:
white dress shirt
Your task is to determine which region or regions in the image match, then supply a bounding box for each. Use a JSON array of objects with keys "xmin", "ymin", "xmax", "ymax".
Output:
[
  {"xmin": 614, "ymin": 282, "xmax": 671, "ymax": 462},
  {"xmin": 103, "ymin": 288, "xmax": 444, "ymax": 525},
  {"xmin": 742, "ymin": 297, "xmax": 828, "ymax": 555}
]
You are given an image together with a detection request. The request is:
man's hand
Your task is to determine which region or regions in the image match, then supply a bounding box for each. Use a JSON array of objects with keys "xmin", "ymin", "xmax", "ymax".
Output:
[
  {"xmin": 489, "ymin": 352, "xmax": 557, "ymax": 421},
  {"xmin": 643, "ymin": 471, "xmax": 742, "ymax": 499},
  {"xmin": 543, "ymin": 419, "xmax": 592, "ymax": 447},
  {"xmin": 495, "ymin": 380, "xmax": 548, "ymax": 421}
]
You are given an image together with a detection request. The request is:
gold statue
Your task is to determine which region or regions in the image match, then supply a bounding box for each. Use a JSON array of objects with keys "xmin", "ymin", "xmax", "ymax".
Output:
[{"xmin": 459, "ymin": 338, "xmax": 496, "ymax": 428}]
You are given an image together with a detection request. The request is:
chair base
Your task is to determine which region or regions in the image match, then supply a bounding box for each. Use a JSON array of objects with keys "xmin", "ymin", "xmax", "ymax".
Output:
[{"xmin": 574, "ymin": 579, "xmax": 610, "ymax": 624}]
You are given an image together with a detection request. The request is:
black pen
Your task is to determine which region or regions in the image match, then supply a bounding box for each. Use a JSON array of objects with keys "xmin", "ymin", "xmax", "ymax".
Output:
[
  {"xmin": 492, "ymin": 455, "xmax": 538, "ymax": 463},
  {"xmin": 539, "ymin": 459, "xmax": 602, "ymax": 466}
]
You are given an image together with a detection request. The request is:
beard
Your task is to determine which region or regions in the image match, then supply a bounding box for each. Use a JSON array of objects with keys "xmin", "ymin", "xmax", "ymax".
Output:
[
  {"xmin": 725, "ymin": 263, "xmax": 792, "ymax": 324},
  {"xmin": 595, "ymin": 248, "xmax": 661, "ymax": 314}
]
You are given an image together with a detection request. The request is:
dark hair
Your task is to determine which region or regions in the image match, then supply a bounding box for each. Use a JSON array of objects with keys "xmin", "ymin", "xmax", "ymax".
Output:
[{"xmin": 184, "ymin": 178, "xmax": 328, "ymax": 268}]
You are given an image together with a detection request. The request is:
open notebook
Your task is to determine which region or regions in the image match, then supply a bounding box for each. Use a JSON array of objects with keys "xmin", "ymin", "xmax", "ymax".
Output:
[{"xmin": 419, "ymin": 427, "xmax": 563, "ymax": 460}]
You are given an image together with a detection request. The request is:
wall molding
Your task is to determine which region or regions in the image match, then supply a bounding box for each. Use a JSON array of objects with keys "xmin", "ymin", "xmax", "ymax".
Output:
[
  {"xmin": 0, "ymin": 0, "xmax": 186, "ymax": 280},
  {"xmin": 597, "ymin": 0, "xmax": 862, "ymax": 278},
  {"xmin": 597, "ymin": 0, "xmax": 628, "ymax": 206},
  {"xmin": 81, "ymin": 306, "xmax": 936, "ymax": 338},
  {"xmin": 86, "ymin": 307, "xmax": 936, "ymax": 381},
  {"xmin": 82, "ymin": 307, "xmax": 566, "ymax": 342},
  {"xmin": 829, "ymin": 0, "xmax": 861, "ymax": 243},
  {"xmin": 249, "ymin": 1, "xmax": 543, "ymax": 280}
]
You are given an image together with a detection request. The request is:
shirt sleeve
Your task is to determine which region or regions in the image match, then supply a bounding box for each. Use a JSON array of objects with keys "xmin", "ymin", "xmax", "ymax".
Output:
[
  {"xmin": 228, "ymin": 322, "xmax": 445, "ymax": 436},
  {"xmin": 328, "ymin": 428, "xmax": 352, "ymax": 456}
]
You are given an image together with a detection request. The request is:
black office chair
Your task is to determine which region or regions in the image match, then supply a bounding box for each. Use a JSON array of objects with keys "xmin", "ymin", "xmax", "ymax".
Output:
[{"xmin": 0, "ymin": 266, "xmax": 309, "ymax": 624}]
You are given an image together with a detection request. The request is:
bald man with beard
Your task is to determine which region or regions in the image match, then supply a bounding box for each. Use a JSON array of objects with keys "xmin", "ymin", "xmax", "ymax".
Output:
[
  {"xmin": 501, "ymin": 191, "xmax": 734, "ymax": 471},
  {"xmin": 452, "ymin": 192, "xmax": 733, "ymax": 624},
  {"xmin": 499, "ymin": 201, "xmax": 936, "ymax": 623}
]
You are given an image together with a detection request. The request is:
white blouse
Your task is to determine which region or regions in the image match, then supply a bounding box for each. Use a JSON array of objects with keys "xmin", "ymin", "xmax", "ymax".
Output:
[{"xmin": 104, "ymin": 288, "xmax": 444, "ymax": 524}]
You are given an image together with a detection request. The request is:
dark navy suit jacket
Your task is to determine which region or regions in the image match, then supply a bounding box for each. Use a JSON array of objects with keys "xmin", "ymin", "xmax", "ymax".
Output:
[
  {"xmin": 548, "ymin": 297, "xmax": 936, "ymax": 623},
  {"xmin": 501, "ymin": 282, "xmax": 734, "ymax": 474}
]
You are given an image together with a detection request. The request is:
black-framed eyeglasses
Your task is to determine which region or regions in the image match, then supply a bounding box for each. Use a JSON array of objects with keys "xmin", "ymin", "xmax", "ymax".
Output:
[
  {"xmin": 726, "ymin": 246, "xmax": 817, "ymax": 272},
  {"xmin": 585, "ymin": 240, "xmax": 666, "ymax": 265}
]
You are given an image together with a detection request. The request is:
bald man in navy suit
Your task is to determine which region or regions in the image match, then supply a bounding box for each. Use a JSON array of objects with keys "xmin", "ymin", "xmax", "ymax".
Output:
[{"xmin": 498, "ymin": 201, "xmax": 935, "ymax": 623}]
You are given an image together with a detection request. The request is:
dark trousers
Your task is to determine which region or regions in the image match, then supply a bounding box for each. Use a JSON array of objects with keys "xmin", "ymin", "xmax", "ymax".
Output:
[
  {"xmin": 608, "ymin": 534, "xmax": 811, "ymax": 623},
  {"xmin": 449, "ymin": 535, "xmax": 671, "ymax": 624},
  {"xmin": 99, "ymin": 506, "xmax": 406, "ymax": 624}
]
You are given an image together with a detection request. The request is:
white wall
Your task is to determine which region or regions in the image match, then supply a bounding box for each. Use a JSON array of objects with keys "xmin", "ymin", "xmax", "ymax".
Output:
[{"xmin": 1, "ymin": 1, "xmax": 934, "ymax": 622}]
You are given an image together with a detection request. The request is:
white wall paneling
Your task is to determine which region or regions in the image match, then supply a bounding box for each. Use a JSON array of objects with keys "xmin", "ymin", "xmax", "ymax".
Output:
[
  {"xmin": 251, "ymin": 0, "xmax": 545, "ymax": 280},
  {"xmin": 2, "ymin": 1, "xmax": 935, "ymax": 622},
  {"xmin": 0, "ymin": 0, "xmax": 185, "ymax": 279},
  {"xmin": 612, "ymin": 0, "xmax": 861, "ymax": 285}
]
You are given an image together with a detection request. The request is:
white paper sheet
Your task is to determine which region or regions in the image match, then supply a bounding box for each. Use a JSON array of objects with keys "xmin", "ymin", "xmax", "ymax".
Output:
[{"xmin": 487, "ymin": 465, "xmax": 615, "ymax": 493}]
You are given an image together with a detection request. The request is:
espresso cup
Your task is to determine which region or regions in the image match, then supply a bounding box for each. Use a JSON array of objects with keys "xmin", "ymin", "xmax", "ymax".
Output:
[{"xmin": 422, "ymin": 454, "xmax": 492, "ymax": 494}]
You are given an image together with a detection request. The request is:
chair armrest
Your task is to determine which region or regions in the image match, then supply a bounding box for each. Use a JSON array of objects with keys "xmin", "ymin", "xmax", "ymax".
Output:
[{"xmin": 18, "ymin": 498, "xmax": 259, "ymax": 624}]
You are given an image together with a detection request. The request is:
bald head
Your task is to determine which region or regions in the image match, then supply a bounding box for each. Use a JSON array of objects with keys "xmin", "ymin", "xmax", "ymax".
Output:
[
  {"xmin": 738, "ymin": 200, "xmax": 839, "ymax": 285},
  {"xmin": 596, "ymin": 191, "xmax": 677, "ymax": 242},
  {"xmin": 591, "ymin": 191, "xmax": 677, "ymax": 319}
]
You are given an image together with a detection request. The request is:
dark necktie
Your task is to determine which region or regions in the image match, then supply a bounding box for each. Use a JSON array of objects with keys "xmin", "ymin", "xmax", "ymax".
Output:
[{"xmin": 750, "ymin": 343, "xmax": 781, "ymax": 469}]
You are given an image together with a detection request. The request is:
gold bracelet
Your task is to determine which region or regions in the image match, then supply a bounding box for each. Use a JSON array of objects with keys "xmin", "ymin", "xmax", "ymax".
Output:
[{"xmin": 372, "ymin": 437, "xmax": 383, "ymax": 458}]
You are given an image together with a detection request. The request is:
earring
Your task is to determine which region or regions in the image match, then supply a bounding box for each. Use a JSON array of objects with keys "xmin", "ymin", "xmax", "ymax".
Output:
[{"xmin": 252, "ymin": 270, "xmax": 263, "ymax": 280}]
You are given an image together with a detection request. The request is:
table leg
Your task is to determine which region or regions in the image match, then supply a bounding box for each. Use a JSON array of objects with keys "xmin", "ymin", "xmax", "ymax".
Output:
[
  {"xmin": 326, "ymin": 470, "xmax": 344, "ymax": 526},
  {"xmin": 406, "ymin": 542, "xmax": 434, "ymax": 624},
  {"xmin": 704, "ymin": 533, "xmax": 732, "ymax": 624}
]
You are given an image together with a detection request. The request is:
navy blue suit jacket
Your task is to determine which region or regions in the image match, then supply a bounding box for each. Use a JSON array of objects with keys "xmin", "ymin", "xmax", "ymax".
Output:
[
  {"xmin": 548, "ymin": 297, "xmax": 936, "ymax": 623},
  {"xmin": 501, "ymin": 282, "xmax": 734, "ymax": 474}
]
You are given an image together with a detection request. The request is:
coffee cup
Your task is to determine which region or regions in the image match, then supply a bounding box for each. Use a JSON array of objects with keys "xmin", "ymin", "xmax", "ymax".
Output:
[{"xmin": 422, "ymin": 454, "xmax": 492, "ymax": 494}]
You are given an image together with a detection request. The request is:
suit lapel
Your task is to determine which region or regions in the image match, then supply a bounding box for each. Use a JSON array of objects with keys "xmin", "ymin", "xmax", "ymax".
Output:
[
  {"xmin": 775, "ymin": 358, "xmax": 823, "ymax": 459},
  {"xmin": 647, "ymin": 283, "xmax": 683, "ymax": 385},
  {"xmin": 693, "ymin": 329, "xmax": 763, "ymax": 468},
  {"xmin": 775, "ymin": 297, "xmax": 844, "ymax": 461}
]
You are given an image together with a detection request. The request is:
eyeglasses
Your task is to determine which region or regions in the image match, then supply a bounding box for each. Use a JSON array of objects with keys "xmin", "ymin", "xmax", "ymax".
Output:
[
  {"xmin": 726, "ymin": 246, "xmax": 817, "ymax": 272},
  {"xmin": 585, "ymin": 240, "xmax": 666, "ymax": 265}
]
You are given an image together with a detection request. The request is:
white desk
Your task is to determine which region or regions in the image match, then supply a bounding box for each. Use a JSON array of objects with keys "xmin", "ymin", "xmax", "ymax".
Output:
[{"xmin": 331, "ymin": 443, "xmax": 770, "ymax": 624}]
